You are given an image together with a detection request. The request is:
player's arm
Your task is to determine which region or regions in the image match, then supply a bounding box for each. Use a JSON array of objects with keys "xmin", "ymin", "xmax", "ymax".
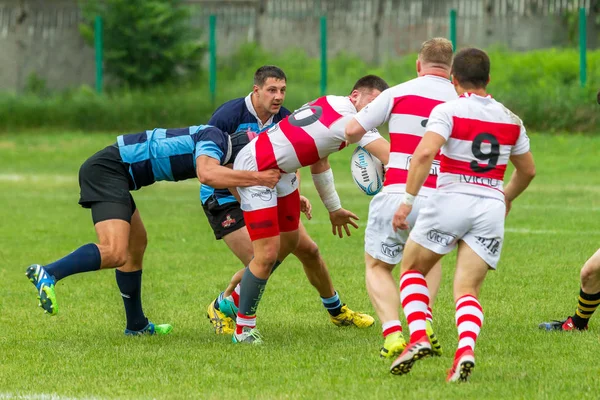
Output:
[
  {"xmin": 504, "ymin": 152, "xmax": 536, "ymax": 205},
  {"xmin": 362, "ymin": 137, "xmax": 390, "ymax": 166},
  {"xmin": 345, "ymin": 88, "xmax": 392, "ymax": 144},
  {"xmin": 310, "ymin": 157, "xmax": 359, "ymax": 238},
  {"xmin": 504, "ymin": 123, "xmax": 535, "ymax": 215},
  {"xmin": 345, "ymin": 118, "xmax": 368, "ymax": 144},
  {"xmin": 406, "ymin": 132, "xmax": 446, "ymax": 196},
  {"xmin": 196, "ymin": 156, "xmax": 280, "ymax": 189},
  {"xmin": 392, "ymin": 131, "xmax": 446, "ymax": 231}
]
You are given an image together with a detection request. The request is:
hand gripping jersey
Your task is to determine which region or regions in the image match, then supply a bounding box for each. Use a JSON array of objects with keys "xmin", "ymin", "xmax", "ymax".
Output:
[
  {"xmin": 203, "ymin": 94, "xmax": 291, "ymax": 205},
  {"xmin": 354, "ymin": 75, "xmax": 458, "ymax": 195},
  {"xmin": 426, "ymin": 93, "xmax": 530, "ymax": 200},
  {"xmin": 246, "ymin": 95, "xmax": 382, "ymax": 174}
]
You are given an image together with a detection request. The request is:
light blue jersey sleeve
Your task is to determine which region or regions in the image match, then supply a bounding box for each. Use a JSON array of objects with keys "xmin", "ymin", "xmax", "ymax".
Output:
[{"xmin": 195, "ymin": 141, "xmax": 225, "ymax": 163}]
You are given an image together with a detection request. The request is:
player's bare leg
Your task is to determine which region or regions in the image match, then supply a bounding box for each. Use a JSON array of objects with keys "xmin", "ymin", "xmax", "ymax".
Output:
[
  {"xmin": 94, "ymin": 219, "xmax": 131, "ymax": 269},
  {"xmin": 365, "ymin": 254, "xmax": 405, "ymax": 358},
  {"xmin": 390, "ymin": 240, "xmax": 441, "ymax": 375},
  {"xmin": 222, "ymin": 226, "xmax": 254, "ymax": 295},
  {"xmin": 111, "ymin": 210, "xmax": 172, "ymax": 336},
  {"xmin": 118, "ymin": 209, "xmax": 147, "ymax": 273},
  {"xmin": 366, "ymin": 254, "xmax": 443, "ymax": 358},
  {"xmin": 207, "ymin": 224, "xmax": 255, "ymax": 334},
  {"xmin": 293, "ymin": 222, "xmax": 335, "ymax": 297},
  {"xmin": 291, "ymin": 221, "xmax": 374, "ymax": 328},
  {"xmin": 208, "ymin": 226, "xmax": 298, "ymax": 335},
  {"xmin": 233, "ymin": 234, "xmax": 280, "ymax": 344},
  {"xmin": 540, "ymin": 248, "xmax": 600, "ymax": 332},
  {"xmin": 446, "ymin": 241, "xmax": 487, "ymax": 383},
  {"xmin": 207, "ymin": 227, "xmax": 252, "ymax": 334},
  {"xmin": 580, "ymin": 249, "xmax": 600, "ymax": 294}
]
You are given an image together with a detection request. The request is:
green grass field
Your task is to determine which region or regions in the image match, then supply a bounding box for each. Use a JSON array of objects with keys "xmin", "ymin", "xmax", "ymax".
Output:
[{"xmin": 1, "ymin": 131, "xmax": 599, "ymax": 399}]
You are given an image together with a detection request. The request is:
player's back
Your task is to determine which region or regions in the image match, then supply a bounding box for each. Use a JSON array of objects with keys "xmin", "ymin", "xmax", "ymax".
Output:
[
  {"xmin": 117, "ymin": 125, "xmax": 228, "ymax": 189},
  {"xmin": 384, "ymin": 75, "xmax": 457, "ymax": 194},
  {"xmin": 250, "ymin": 95, "xmax": 356, "ymax": 173},
  {"xmin": 431, "ymin": 93, "xmax": 530, "ymax": 200}
]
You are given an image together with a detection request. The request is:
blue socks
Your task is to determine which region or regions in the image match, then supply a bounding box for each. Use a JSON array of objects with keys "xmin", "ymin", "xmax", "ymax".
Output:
[
  {"xmin": 116, "ymin": 269, "xmax": 148, "ymax": 332},
  {"xmin": 321, "ymin": 291, "xmax": 343, "ymax": 317},
  {"xmin": 44, "ymin": 243, "xmax": 101, "ymax": 281}
]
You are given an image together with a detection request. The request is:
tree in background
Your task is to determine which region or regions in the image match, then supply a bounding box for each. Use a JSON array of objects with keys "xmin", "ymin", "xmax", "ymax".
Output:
[{"xmin": 79, "ymin": 0, "xmax": 205, "ymax": 87}]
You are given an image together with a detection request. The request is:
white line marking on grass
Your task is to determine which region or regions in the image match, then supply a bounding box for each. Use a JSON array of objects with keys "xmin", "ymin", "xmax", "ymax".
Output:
[
  {"xmin": 505, "ymin": 228, "xmax": 600, "ymax": 235},
  {"xmin": 0, "ymin": 394, "xmax": 100, "ymax": 400},
  {"xmin": 518, "ymin": 204, "xmax": 600, "ymax": 212},
  {"xmin": 0, "ymin": 173, "xmax": 74, "ymax": 184},
  {"xmin": 302, "ymin": 220, "xmax": 600, "ymax": 235}
]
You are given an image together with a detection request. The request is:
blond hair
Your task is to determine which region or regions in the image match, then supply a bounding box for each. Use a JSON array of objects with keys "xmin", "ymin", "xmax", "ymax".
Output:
[{"xmin": 419, "ymin": 37, "xmax": 453, "ymax": 68}]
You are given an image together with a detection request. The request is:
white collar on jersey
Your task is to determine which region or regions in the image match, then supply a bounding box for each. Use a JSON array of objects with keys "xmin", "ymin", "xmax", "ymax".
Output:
[
  {"xmin": 460, "ymin": 92, "xmax": 493, "ymax": 99},
  {"xmin": 245, "ymin": 92, "xmax": 275, "ymax": 130}
]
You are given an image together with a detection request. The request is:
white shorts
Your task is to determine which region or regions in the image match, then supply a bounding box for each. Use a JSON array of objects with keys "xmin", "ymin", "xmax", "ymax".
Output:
[
  {"xmin": 410, "ymin": 192, "xmax": 505, "ymax": 269},
  {"xmin": 234, "ymin": 146, "xmax": 299, "ymax": 212},
  {"xmin": 364, "ymin": 192, "xmax": 429, "ymax": 265}
]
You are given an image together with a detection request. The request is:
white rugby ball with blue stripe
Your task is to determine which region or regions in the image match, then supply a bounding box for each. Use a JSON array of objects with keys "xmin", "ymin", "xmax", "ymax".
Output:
[{"xmin": 351, "ymin": 146, "xmax": 384, "ymax": 196}]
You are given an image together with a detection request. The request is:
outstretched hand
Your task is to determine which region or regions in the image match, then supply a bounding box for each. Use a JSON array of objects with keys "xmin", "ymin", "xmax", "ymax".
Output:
[{"xmin": 329, "ymin": 208, "xmax": 359, "ymax": 238}]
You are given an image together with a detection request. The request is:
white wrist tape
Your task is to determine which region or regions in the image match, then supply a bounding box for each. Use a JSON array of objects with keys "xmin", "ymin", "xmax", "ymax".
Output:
[
  {"xmin": 402, "ymin": 193, "xmax": 416, "ymax": 206},
  {"xmin": 312, "ymin": 169, "xmax": 342, "ymax": 212}
]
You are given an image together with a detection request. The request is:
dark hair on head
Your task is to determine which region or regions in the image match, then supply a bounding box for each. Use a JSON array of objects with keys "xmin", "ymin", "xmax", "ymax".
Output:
[
  {"xmin": 451, "ymin": 48, "xmax": 490, "ymax": 89},
  {"xmin": 254, "ymin": 65, "xmax": 287, "ymax": 86},
  {"xmin": 351, "ymin": 75, "xmax": 389, "ymax": 94}
]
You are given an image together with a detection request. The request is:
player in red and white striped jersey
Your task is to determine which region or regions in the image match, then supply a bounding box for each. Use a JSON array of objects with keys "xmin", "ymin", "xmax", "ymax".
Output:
[
  {"xmin": 231, "ymin": 75, "xmax": 391, "ymax": 344},
  {"xmin": 390, "ymin": 48, "xmax": 536, "ymax": 382},
  {"xmin": 345, "ymin": 37, "xmax": 456, "ymax": 361}
]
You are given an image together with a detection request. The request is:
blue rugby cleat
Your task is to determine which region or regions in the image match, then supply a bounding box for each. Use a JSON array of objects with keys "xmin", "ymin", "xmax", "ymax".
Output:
[
  {"xmin": 26, "ymin": 264, "xmax": 58, "ymax": 316},
  {"xmin": 218, "ymin": 296, "xmax": 239, "ymax": 320},
  {"xmin": 124, "ymin": 322, "xmax": 173, "ymax": 336}
]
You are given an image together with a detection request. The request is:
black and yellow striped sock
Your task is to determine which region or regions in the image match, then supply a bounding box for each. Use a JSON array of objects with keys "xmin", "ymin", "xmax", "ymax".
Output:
[{"xmin": 571, "ymin": 289, "xmax": 600, "ymax": 329}]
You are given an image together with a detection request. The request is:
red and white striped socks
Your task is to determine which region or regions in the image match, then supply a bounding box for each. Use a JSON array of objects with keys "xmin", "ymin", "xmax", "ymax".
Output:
[
  {"xmin": 426, "ymin": 306, "xmax": 433, "ymax": 323},
  {"xmin": 235, "ymin": 314, "xmax": 256, "ymax": 335},
  {"xmin": 382, "ymin": 320, "xmax": 402, "ymax": 338},
  {"xmin": 454, "ymin": 294, "xmax": 484, "ymax": 359},
  {"xmin": 400, "ymin": 270, "xmax": 430, "ymax": 343},
  {"xmin": 231, "ymin": 284, "xmax": 241, "ymax": 308}
]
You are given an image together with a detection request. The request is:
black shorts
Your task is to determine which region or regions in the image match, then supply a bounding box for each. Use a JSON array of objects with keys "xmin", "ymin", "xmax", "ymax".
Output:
[
  {"xmin": 78, "ymin": 144, "xmax": 137, "ymax": 223},
  {"xmin": 202, "ymin": 195, "xmax": 246, "ymax": 240}
]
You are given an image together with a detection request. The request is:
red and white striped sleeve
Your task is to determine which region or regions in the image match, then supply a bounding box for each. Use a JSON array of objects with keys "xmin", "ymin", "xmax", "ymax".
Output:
[{"xmin": 511, "ymin": 122, "xmax": 530, "ymax": 155}]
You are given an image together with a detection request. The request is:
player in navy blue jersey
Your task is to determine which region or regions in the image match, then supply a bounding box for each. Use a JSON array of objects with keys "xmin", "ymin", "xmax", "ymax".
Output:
[
  {"xmin": 25, "ymin": 126, "xmax": 280, "ymax": 336},
  {"xmin": 205, "ymin": 66, "xmax": 380, "ymax": 334}
]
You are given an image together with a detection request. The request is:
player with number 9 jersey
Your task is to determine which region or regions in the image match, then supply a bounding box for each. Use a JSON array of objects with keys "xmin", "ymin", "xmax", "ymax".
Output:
[{"xmin": 390, "ymin": 48, "xmax": 536, "ymax": 383}]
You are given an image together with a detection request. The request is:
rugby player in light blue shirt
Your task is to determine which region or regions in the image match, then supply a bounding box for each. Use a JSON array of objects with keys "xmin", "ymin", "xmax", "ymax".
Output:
[{"xmin": 25, "ymin": 125, "xmax": 280, "ymax": 335}]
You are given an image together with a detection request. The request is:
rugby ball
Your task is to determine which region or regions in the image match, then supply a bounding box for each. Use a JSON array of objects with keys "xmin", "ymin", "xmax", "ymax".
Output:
[{"xmin": 351, "ymin": 146, "xmax": 384, "ymax": 196}]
